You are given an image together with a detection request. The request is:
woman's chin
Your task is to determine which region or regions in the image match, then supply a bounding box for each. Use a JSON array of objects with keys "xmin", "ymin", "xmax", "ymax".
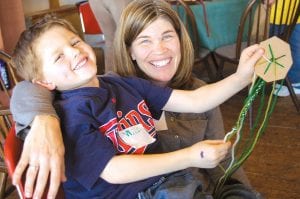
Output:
[{"xmin": 151, "ymin": 75, "xmax": 173, "ymax": 86}]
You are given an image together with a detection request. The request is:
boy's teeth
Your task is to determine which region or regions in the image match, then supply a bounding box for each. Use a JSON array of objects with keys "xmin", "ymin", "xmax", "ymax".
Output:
[
  {"xmin": 74, "ymin": 59, "xmax": 87, "ymax": 70},
  {"xmin": 151, "ymin": 59, "xmax": 170, "ymax": 67}
]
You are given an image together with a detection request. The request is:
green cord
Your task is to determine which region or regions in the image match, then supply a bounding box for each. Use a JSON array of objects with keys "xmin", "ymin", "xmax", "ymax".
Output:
[
  {"xmin": 213, "ymin": 42, "xmax": 287, "ymax": 198},
  {"xmin": 213, "ymin": 78, "xmax": 284, "ymax": 198}
]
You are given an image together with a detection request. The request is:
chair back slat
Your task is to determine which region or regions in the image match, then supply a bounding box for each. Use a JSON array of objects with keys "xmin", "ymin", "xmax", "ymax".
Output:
[
  {"xmin": 167, "ymin": 0, "xmax": 217, "ymax": 81},
  {"xmin": 168, "ymin": 0, "xmax": 201, "ymax": 56},
  {"xmin": 235, "ymin": 0, "xmax": 270, "ymax": 58}
]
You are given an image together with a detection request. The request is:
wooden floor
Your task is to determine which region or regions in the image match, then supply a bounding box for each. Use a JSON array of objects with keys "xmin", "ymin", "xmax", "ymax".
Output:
[
  {"xmin": 5, "ymin": 63, "xmax": 300, "ymax": 199},
  {"xmin": 221, "ymin": 88, "xmax": 300, "ymax": 199}
]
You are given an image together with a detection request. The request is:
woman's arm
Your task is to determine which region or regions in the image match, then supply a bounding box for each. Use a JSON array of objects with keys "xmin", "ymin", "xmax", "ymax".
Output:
[
  {"xmin": 11, "ymin": 81, "xmax": 57, "ymax": 138},
  {"xmin": 10, "ymin": 81, "xmax": 65, "ymax": 199},
  {"xmin": 163, "ymin": 45, "xmax": 264, "ymax": 113}
]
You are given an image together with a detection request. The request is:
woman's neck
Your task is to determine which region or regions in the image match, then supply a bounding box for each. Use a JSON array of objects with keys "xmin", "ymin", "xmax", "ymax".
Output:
[{"xmin": 151, "ymin": 80, "xmax": 168, "ymax": 87}]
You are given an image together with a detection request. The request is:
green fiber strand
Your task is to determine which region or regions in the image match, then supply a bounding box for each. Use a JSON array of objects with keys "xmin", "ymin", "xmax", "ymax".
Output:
[
  {"xmin": 274, "ymin": 54, "xmax": 286, "ymax": 61},
  {"xmin": 239, "ymin": 83, "xmax": 266, "ymax": 158},
  {"xmin": 214, "ymin": 43, "xmax": 286, "ymax": 198},
  {"xmin": 264, "ymin": 62, "xmax": 272, "ymax": 74},
  {"xmin": 269, "ymin": 44, "xmax": 274, "ymax": 59},
  {"xmin": 213, "ymin": 80, "xmax": 279, "ymax": 198},
  {"xmin": 274, "ymin": 61, "xmax": 285, "ymax": 68}
]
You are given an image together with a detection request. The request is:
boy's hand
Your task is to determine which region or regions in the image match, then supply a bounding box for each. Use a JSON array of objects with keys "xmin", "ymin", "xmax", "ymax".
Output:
[
  {"xmin": 12, "ymin": 115, "xmax": 66, "ymax": 199},
  {"xmin": 187, "ymin": 140, "xmax": 231, "ymax": 168},
  {"xmin": 235, "ymin": 44, "xmax": 264, "ymax": 84}
]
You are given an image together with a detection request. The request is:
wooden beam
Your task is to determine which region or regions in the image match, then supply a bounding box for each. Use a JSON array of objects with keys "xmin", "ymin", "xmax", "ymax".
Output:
[{"xmin": 49, "ymin": 0, "xmax": 60, "ymax": 9}]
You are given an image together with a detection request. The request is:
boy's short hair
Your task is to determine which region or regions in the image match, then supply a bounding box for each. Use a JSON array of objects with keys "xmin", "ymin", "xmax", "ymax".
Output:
[{"xmin": 12, "ymin": 15, "xmax": 78, "ymax": 81}]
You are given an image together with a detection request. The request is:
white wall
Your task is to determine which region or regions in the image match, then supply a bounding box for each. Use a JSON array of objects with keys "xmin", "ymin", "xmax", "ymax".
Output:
[
  {"xmin": 23, "ymin": 0, "xmax": 83, "ymax": 14},
  {"xmin": 23, "ymin": 0, "xmax": 49, "ymax": 14},
  {"xmin": 60, "ymin": 0, "xmax": 82, "ymax": 6}
]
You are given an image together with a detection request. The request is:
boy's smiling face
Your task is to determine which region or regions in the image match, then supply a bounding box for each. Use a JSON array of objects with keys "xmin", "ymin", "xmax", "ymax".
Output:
[{"xmin": 35, "ymin": 26, "xmax": 98, "ymax": 91}]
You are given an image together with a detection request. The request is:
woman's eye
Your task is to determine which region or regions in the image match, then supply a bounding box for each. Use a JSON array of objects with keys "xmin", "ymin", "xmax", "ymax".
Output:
[
  {"xmin": 162, "ymin": 35, "xmax": 173, "ymax": 40},
  {"xmin": 140, "ymin": 39, "xmax": 150, "ymax": 45}
]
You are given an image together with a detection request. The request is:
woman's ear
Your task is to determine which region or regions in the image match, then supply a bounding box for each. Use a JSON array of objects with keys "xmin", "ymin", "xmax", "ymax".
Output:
[
  {"xmin": 131, "ymin": 53, "xmax": 136, "ymax": 60},
  {"xmin": 32, "ymin": 79, "xmax": 56, "ymax": 90},
  {"xmin": 129, "ymin": 48, "xmax": 136, "ymax": 60}
]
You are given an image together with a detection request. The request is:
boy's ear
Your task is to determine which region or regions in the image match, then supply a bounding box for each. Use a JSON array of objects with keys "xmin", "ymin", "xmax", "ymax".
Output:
[{"xmin": 32, "ymin": 79, "xmax": 56, "ymax": 90}]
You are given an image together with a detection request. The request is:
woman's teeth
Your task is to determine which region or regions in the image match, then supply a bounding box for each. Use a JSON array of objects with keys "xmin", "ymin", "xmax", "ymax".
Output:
[{"xmin": 151, "ymin": 59, "xmax": 170, "ymax": 67}]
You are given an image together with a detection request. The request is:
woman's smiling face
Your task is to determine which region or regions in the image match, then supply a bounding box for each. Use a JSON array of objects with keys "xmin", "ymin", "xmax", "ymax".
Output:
[{"xmin": 130, "ymin": 17, "xmax": 181, "ymax": 86}]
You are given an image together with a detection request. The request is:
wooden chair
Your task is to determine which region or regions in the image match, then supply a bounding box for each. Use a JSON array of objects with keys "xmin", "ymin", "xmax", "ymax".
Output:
[
  {"xmin": 213, "ymin": 0, "xmax": 299, "ymax": 112},
  {"xmin": 268, "ymin": 0, "xmax": 300, "ymax": 112},
  {"xmin": 213, "ymin": 0, "xmax": 271, "ymax": 79},
  {"xmin": 0, "ymin": 108, "xmax": 15, "ymax": 199},
  {"xmin": 168, "ymin": 0, "xmax": 218, "ymax": 82},
  {"xmin": 0, "ymin": 50, "xmax": 19, "ymax": 198}
]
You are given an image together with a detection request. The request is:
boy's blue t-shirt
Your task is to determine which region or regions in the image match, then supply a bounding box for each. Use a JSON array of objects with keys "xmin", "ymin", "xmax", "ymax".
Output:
[{"xmin": 54, "ymin": 75, "xmax": 173, "ymax": 199}]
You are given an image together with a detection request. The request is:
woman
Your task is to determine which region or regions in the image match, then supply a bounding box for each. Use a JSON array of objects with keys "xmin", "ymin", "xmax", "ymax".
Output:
[
  {"xmin": 113, "ymin": 0, "xmax": 250, "ymax": 192},
  {"xmin": 11, "ymin": 0, "xmax": 253, "ymax": 198}
]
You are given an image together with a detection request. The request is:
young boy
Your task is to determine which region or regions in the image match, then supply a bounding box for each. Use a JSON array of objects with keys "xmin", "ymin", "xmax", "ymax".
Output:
[{"xmin": 11, "ymin": 15, "xmax": 264, "ymax": 198}]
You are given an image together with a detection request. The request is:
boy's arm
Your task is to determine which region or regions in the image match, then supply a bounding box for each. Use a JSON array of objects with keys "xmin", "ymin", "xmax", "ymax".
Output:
[
  {"xmin": 10, "ymin": 81, "xmax": 65, "ymax": 199},
  {"xmin": 101, "ymin": 140, "xmax": 231, "ymax": 184},
  {"xmin": 163, "ymin": 44, "xmax": 264, "ymax": 113}
]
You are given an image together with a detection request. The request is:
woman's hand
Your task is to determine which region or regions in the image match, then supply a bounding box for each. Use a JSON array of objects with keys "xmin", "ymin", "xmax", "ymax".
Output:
[
  {"xmin": 187, "ymin": 140, "xmax": 231, "ymax": 168},
  {"xmin": 235, "ymin": 44, "xmax": 264, "ymax": 84},
  {"xmin": 12, "ymin": 115, "xmax": 66, "ymax": 199}
]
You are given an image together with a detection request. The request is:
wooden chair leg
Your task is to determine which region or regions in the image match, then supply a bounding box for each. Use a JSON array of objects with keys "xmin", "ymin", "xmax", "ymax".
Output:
[
  {"xmin": 0, "ymin": 172, "xmax": 7, "ymax": 199},
  {"xmin": 285, "ymin": 77, "xmax": 300, "ymax": 113},
  {"xmin": 203, "ymin": 58, "xmax": 215, "ymax": 83},
  {"xmin": 211, "ymin": 52, "xmax": 219, "ymax": 71},
  {"xmin": 216, "ymin": 59, "xmax": 225, "ymax": 80}
]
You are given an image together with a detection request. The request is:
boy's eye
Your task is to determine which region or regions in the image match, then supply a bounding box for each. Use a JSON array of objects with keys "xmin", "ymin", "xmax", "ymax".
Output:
[
  {"xmin": 54, "ymin": 54, "xmax": 63, "ymax": 63},
  {"xmin": 71, "ymin": 40, "xmax": 80, "ymax": 46}
]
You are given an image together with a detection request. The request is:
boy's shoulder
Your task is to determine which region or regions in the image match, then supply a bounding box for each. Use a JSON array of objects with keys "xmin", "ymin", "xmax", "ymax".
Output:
[
  {"xmin": 99, "ymin": 72, "xmax": 150, "ymax": 87},
  {"xmin": 100, "ymin": 71, "xmax": 141, "ymax": 81},
  {"xmin": 99, "ymin": 72, "xmax": 172, "ymax": 100}
]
